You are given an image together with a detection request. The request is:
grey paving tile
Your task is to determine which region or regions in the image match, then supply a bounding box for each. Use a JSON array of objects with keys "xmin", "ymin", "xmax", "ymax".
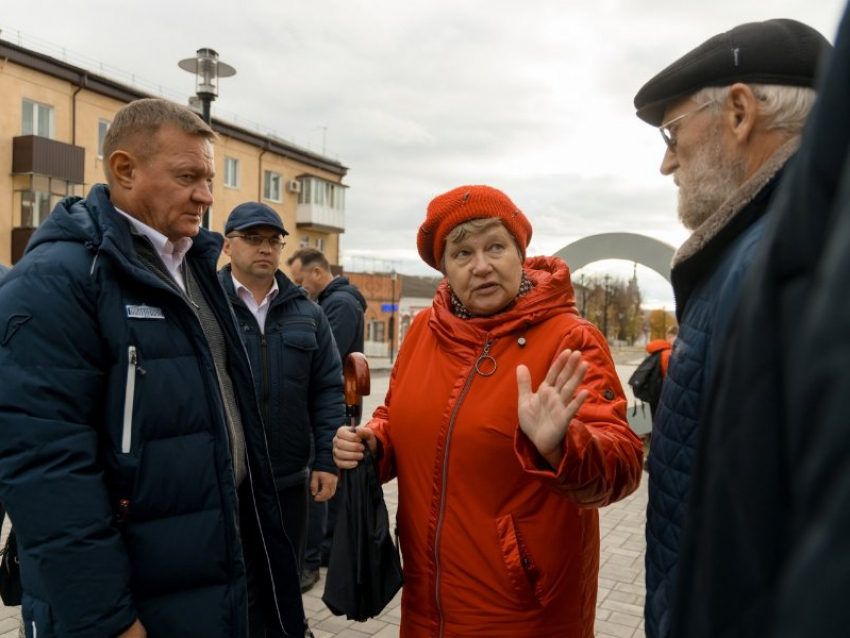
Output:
[{"xmin": 596, "ymin": 618, "xmax": 641, "ymax": 638}]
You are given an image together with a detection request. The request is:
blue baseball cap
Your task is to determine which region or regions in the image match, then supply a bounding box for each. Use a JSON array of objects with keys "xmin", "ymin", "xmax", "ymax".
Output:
[{"xmin": 224, "ymin": 202, "xmax": 289, "ymax": 236}]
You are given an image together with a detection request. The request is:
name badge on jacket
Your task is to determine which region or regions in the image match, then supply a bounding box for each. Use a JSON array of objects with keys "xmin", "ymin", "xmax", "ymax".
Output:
[{"xmin": 126, "ymin": 304, "xmax": 165, "ymax": 320}]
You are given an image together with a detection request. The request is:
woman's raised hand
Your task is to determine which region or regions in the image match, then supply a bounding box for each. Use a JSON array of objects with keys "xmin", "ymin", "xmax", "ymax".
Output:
[{"xmin": 516, "ymin": 349, "xmax": 589, "ymax": 469}]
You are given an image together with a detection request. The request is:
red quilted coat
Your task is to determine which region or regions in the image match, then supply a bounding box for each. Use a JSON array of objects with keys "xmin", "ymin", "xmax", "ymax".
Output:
[{"xmin": 368, "ymin": 256, "xmax": 643, "ymax": 637}]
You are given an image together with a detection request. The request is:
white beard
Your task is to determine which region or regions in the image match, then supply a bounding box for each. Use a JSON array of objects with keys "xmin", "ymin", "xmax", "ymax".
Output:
[{"xmin": 676, "ymin": 125, "xmax": 748, "ymax": 232}]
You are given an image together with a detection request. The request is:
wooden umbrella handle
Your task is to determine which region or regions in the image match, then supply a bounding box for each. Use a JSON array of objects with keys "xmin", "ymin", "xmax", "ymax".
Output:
[{"xmin": 344, "ymin": 352, "xmax": 371, "ymax": 426}]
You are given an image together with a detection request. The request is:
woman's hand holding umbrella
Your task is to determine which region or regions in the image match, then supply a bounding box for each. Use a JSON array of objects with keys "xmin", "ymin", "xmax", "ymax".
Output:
[{"xmin": 333, "ymin": 425, "xmax": 377, "ymax": 469}]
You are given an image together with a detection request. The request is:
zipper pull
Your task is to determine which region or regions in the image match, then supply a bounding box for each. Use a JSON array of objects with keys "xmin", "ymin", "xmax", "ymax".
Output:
[
  {"xmin": 129, "ymin": 345, "xmax": 146, "ymax": 375},
  {"xmin": 475, "ymin": 338, "xmax": 497, "ymax": 376},
  {"xmin": 116, "ymin": 498, "xmax": 131, "ymax": 526}
]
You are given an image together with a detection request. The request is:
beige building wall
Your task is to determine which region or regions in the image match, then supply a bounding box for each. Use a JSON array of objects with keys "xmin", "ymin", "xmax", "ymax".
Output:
[
  {"xmin": 213, "ymin": 135, "xmax": 345, "ymax": 269},
  {"xmin": 0, "ymin": 64, "xmax": 88, "ymax": 263},
  {"xmin": 0, "ymin": 40, "xmax": 348, "ymax": 269}
]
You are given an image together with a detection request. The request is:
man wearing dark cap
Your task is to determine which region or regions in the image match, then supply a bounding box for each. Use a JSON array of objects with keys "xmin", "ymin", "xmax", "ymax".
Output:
[
  {"xmin": 670, "ymin": 7, "xmax": 850, "ymax": 637},
  {"xmin": 633, "ymin": 18, "xmax": 832, "ymax": 638},
  {"xmin": 219, "ymin": 202, "xmax": 345, "ymax": 612}
]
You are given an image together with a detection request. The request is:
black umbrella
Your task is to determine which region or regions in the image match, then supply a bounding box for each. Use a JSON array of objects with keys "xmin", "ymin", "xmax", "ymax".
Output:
[{"xmin": 322, "ymin": 353, "xmax": 404, "ymax": 621}]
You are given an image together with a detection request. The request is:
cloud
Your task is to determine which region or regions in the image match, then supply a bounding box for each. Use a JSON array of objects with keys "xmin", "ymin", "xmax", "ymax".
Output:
[{"xmin": 1, "ymin": 0, "xmax": 843, "ymax": 299}]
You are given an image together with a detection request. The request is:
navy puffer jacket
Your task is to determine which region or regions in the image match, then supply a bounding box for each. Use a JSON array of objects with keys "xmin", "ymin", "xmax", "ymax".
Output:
[
  {"xmin": 220, "ymin": 266, "xmax": 345, "ymax": 486},
  {"xmin": 645, "ymin": 145, "xmax": 797, "ymax": 638},
  {"xmin": 316, "ymin": 276, "xmax": 366, "ymax": 361},
  {"xmin": 0, "ymin": 185, "xmax": 306, "ymax": 637}
]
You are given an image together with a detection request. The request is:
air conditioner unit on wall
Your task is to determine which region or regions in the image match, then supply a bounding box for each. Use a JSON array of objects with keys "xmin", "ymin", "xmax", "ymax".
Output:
[{"xmin": 287, "ymin": 179, "xmax": 302, "ymax": 193}]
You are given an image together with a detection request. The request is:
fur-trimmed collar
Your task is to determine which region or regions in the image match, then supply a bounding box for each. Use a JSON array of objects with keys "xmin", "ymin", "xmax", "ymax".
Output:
[{"xmin": 672, "ymin": 137, "xmax": 800, "ymax": 268}]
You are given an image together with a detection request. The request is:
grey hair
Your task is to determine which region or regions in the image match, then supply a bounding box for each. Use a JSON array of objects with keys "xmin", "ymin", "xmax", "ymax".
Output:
[{"xmin": 692, "ymin": 84, "xmax": 817, "ymax": 136}]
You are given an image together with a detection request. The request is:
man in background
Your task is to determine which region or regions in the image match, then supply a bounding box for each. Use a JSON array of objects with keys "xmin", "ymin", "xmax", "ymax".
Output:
[
  {"xmin": 632, "ymin": 19, "xmax": 831, "ymax": 638},
  {"xmin": 287, "ymin": 247, "xmax": 367, "ymax": 592},
  {"xmin": 219, "ymin": 204, "xmax": 345, "ymax": 600}
]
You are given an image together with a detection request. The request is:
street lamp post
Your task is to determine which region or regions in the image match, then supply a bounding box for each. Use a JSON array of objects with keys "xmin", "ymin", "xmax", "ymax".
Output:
[
  {"xmin": 602, "ymin": 274, "xmax": 611, "ymax": 342},
  {"xmin": 389, "ymin": 270, "xmax": 398, "ymax": 363},
  {"xmin": 178, "ymin": 48, "xmax": 236, "ymax": 125},
  {"xmin": 178, "ymin": 48, "xmax": 235, "ymax": 229},
  {"xmin": 579, "ymin": 273, "xmax": 586, "ymax": 317}
]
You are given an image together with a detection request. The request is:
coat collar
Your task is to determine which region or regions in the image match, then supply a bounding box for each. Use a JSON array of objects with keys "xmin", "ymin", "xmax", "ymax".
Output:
[{"xmin": 427, "ymin": 255, "xmax": 578, "ymax": 350}]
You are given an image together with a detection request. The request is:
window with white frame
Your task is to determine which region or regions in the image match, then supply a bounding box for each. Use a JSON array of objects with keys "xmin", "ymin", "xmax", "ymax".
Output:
[
  {"xmin": 263, "ymin": 170, "xmax": 282, "ymax": 202},
  {"xmin": 316, "ymin": 237, "xmax": 326, "ymax": 252},
  {"xmin": 367, "ymin": 320, "xmax": 385, "ymax": 343},
  {"xmin": 21, "ymin": 190, "xmax": 52, "ymax": 227},
  {"xmin": 22, "ymin": 99, "xmax": 54, "ymax": 138},
  {"xmin": 97, "ymin": 119, "xmax": 111, "ymax": 159},
  {"xmin": 224, "ymin": 157, "xmax": 240, "ymax": 188},
  {"xmin": 299, "ymin": 235, "xmax": 310, "ymax": 248},
  {"xmin": 298, "ymin": 177, "xmax": 346, "ymax": 212},
  {"xmin": 203, "ymin": 205, "xmax": 213, "ymax": 231}
]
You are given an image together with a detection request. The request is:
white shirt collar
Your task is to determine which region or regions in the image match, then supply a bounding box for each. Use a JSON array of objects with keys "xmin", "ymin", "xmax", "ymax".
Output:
[
  {"xmin": 114, "ymin": 207, "xmax": 193, "ymax": 290},
  {"xmin": 231, "ymin": 273, "xmax": 279, "ymax": 332}
]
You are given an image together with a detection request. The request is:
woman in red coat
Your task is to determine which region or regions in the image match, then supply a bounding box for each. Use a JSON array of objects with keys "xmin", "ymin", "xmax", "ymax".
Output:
[{"xmin": 334, "ymin": 185, "xmax": 643, "ymax": 637}]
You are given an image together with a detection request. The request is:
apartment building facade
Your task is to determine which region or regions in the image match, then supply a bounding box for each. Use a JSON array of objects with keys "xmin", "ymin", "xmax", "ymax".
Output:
[{"xmin": 0, "ymin": 37, "xmax": 348, "ymax": 267}]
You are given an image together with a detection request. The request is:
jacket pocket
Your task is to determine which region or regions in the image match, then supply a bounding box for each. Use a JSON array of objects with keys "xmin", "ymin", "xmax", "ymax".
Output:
[
  {"xmin": 22, "ymin": 595, "xmax": 54, "ymax": 638},
  {"xmin": 495, "ymin": 513, "xmax": 544, "ymax": 608},
  {"xmin": 279, "ymin": 329, "xmax": 318, "ymax": 384},
  {"xmin": 121, "ymin": 345, "xmax": 138, "ymax": 454}
]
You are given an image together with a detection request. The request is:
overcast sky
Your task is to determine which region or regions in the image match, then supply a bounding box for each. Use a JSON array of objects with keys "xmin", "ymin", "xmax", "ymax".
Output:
[{"xmin": 1, "ymin": 1, "xmax": 845, "ymax": 306}]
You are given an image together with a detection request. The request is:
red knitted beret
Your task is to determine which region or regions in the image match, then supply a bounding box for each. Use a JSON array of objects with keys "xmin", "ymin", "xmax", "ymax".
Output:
[{"xmin": 417, "ymin": 185, "xmax": 533, "ymax": 271}]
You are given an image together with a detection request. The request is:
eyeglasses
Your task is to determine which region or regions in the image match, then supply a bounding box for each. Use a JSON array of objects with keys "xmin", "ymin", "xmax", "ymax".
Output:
[
  {"xmin": 229, "ymin": 234, "xmax": 286, "ymax": 251},
  {"xmin": 659, "ymin": 100, "xmax": 717, "ymax": 149}
]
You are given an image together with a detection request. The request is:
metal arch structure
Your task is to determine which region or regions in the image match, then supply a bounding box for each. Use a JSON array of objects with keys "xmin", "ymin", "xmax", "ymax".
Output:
[
  {"xmin": 553, "ymin": 232, "xmax": 676, "ymax": 436},
  {"xmin": 554, "ymin": 232, "xmax": 676, "ymax": 284}
]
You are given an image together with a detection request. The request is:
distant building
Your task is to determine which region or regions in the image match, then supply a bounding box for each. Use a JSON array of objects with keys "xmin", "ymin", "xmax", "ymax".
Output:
[
  {"xmin": 0, "ymin": 36, "xmax": 348, "ymax": 266},
  {"xmin": 344, "ymin": 271, "xmax": 441, "ymax": 361},
  {"xmin": 398, "ymin": 275, "xmax": 441, "ymax": 346}
]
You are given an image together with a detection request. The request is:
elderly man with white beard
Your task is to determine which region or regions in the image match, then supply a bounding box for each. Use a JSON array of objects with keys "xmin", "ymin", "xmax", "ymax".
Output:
[{"xmin": 632, "ymin": 19, "xmax": 832, "ymax": 638}]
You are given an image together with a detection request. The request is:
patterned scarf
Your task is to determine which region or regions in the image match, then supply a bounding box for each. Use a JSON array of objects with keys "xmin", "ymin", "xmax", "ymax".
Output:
[{"xmin": 449, "ymin": 270, "xmax": 534, "ymax": 320}]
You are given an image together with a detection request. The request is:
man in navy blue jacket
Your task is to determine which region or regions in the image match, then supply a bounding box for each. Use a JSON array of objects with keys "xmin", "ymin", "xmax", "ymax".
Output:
[
  {"xmin": 673, "ymin": 6, "xmax": 850, "ymax": 636},
  {"xmin": 287, "ymin": 248, "xmax": 366, "ymax": 592},
  {"xmin": 0, "ymin": 99, "xmax": 307, "ymax": 638},
  {"xmin": 220, "ymin": 204, "xmax": 345, "ymax": 600},
  {"xmin": 633, "ymin": 19, "xmax": 831, "ymax": 638}
]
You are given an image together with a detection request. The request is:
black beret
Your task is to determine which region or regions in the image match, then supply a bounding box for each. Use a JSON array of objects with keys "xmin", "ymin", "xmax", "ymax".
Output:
[{"xmin": 634, "ymin": 19, "xmax": 832, "ymax": 126}]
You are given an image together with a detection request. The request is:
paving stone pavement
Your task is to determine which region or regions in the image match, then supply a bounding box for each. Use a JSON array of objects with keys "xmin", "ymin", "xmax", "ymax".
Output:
[
  {"xmin": 298, "ymin": 355, "xmax": 649, "ymax": 638},
  {"xmin": 0, "ymin": 350, "xmax": 649, "ymax": 637},
  {"xmin": 302, "ymin": 473, "xmax": 648, "ymax": 638}
]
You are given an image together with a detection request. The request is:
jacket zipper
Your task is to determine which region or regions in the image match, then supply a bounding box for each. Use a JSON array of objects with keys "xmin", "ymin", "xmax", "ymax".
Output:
[
  {"xmin": 260, "ymin": 334, "xmax": 271, "ymax": 429},
  {"xmin": 434, "ymin": 337, "xmax": 494, "ymax": 637},
  {"xmin": 244, "ymin": 451, "xmax": 289, "ymax": 634},
  {"xmin": 121, "ymin": 345, "xmax": 137, "ymax": 454},
  {"xmin": 226, "ymin": 280, "xmax": 290, "ymax": 631}
]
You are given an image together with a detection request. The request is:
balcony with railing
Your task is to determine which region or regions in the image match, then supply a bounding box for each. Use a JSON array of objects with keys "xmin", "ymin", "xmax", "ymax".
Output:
[
  {"xmin": 10, "ymin": 135, "xmax": 85, "ymax": 262},
  {"xmin": 295, "ymin": 176, "xmax": 346, "ymax": 233}
]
